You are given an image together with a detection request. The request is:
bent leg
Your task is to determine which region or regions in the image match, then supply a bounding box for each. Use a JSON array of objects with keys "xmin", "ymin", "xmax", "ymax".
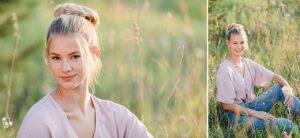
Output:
[
  {"xmin": 228, "ymin": 112, "xmax": 298, "ymax": 133},
  {"xmin": 245, "ymin": 84, "xmax": 285, "ymax": 112},
  {"xmin": 289, "ymin": 96, "xmax": 300, "ymax": 114},
  {"xmin": 246, "ymin": 84, "xmax": 300, "ymax": 115},
  {"xmin": 251, "ymin": 118, "xmax": 295, "ymax": 133}
]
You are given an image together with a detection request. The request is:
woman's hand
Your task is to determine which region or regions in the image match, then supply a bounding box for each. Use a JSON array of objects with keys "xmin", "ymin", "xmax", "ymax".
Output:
[
  {"xmin": 283, "ymin": 132, "xmax": 291, "ymax": 138},
  {"xmin": 272, "ymin": 74, "xmax": 294, "ymax": 108},
  {"xmin": 282, "ymin": 86, "xmax": 294, "ymax": 108},
  {"xmin": 222, "ymin": 103, "xmax": 275, "ymax": 121},
  {"xmin": 253, "ymin": 111, "xmax": 275, "ymax": 121}
]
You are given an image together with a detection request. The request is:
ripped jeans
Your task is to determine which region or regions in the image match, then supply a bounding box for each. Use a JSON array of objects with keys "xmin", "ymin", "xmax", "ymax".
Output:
[{"xmin": 227, "ymin": 84, "xmax": 300, "ymax": 132}]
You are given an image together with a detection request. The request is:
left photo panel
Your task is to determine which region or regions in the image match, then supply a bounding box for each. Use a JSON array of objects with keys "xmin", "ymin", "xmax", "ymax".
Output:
[{"xmin": 0, "ymin": 0, "xmax": 207, "ymax": 137}]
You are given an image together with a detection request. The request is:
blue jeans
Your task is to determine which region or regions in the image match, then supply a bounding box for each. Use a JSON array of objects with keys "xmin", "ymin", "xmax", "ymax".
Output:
[{"xmin": 227, "ymin": 84, "xmax": 300, "ymax": 133}]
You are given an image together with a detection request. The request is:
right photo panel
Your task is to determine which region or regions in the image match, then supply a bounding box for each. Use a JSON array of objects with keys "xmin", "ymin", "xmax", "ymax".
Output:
[{"xmin": 209, "ymin": 0, "xmax": 300, "ymax": 137}]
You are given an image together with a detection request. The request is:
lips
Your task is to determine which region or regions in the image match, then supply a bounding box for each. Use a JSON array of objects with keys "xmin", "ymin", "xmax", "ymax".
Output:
[
  {"xmin": 60, "ymin": 74, "xmax": 76, "ymax": 81},
  {"xmin": 235, "ymin": 49, "xmax": 243, "ymax": 54},
  {"xmin": 235, "ymin": 50, "xmax": 242, "ymax": 53}
]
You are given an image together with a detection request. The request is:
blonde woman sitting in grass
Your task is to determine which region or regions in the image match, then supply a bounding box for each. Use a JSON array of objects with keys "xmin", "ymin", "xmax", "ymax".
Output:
[
  {"xmin": 216, "ymin": 23, "xmax": 300, "ymax": 137},
  {"xmin": 17, "ymin": 3, "xmax": 152, "ymax": 138}
]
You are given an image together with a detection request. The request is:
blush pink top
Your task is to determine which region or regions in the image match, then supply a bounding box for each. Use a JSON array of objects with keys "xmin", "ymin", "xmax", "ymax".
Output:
[
  {"xmin": 17, "ymin": 94, "xmax": 152, "ymax": 138},
  {"xmin": 216, "ymin": 58, "xmax": 274, "ymax": 104}
]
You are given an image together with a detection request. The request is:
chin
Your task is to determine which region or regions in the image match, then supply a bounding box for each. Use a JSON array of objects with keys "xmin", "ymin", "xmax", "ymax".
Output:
[
  {"xmin": 58, "ymin": 81, "xmax": 81, "ymax": 90},
  {"xmin": 236, "ymin": 53, "xmax": 243, "ymax": 57}
]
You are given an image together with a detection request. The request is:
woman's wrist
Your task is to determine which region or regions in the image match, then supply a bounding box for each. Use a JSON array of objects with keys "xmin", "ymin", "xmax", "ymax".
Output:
[
  {"xmin": 282, "ymin": 85, "xmax": 293, "ymax": 95},
  {"xmin": 248, "ymin": 108, "xmax": 256, "ymax": 117},
  {"xmin": 242, "ymin": 107, "xmax": 256, "ymax": 117}
]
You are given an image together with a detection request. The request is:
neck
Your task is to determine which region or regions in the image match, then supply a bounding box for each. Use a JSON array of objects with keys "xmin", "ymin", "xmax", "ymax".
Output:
[
  {"xmin": 54, "ymin": 82, "xmax": 92, "ymax": 115},
  {"xmin": 228, "ymin": 54, "xmax": 242, "ymax": 65}
]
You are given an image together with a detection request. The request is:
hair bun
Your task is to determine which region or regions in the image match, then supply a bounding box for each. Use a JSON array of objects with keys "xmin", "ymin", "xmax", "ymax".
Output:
[
  {"xmin": 54, "ymin": 3, "xmax": 99, "ymax": 26},
  {"xmin": 227, "ymin": 23, "xmax": 243, "ymax": 31}
]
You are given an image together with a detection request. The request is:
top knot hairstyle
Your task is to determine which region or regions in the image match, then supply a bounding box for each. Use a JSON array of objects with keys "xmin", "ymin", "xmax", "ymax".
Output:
[
  {"xmin": 53, "ymin": 3, "xmax": 99, "ymax": 26},
  {"xmin": 45, "ymin": 3, "xmax": 102, "ymax": 91},
  {"xmin": 227, "ymin": 23, "xmax": 245, "ymax": 40},
  {"xmin": 46, "ymin": 3, "xmax": 100, "ymax": 46},
  {"xmin": 227, "ymin": 23, "xmax": 248, "ymax": 49}
]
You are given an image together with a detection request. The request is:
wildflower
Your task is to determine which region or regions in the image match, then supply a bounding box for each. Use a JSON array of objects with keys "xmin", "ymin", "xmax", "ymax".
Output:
[
  {"xmin": 180, "ymin": 115, "xmax": 187, "ymax": 121},
  {"xmin": 2, "ymin": 116, "xmax": 13, "ymax": 129}
]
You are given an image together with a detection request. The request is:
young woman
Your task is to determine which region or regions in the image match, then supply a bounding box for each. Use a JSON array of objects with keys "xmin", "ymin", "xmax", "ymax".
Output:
[
  {"xmin": 17, "ymin": 3, "xmax": 152, "ymax": 138},
  {"xmin": 216, "ymin": 23, "xmax": 300, "ymax": 136}
]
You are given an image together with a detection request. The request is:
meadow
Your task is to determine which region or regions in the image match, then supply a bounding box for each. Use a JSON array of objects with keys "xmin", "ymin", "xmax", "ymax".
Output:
[
  {"xmin": 209, "ymin": 0, "xmax": 300, "ymax": 137},
  {"xmin": 0, "ymin": 0, "xmax": 206, "ymax": 137}
]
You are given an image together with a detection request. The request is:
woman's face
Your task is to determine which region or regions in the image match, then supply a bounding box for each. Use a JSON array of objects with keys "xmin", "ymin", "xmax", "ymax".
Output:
[
  {"xmin": 227, "ymin": 34, "xmax": 246, "ymax": 57},
  {"xmin": 47, "ymin": 35, "xmax": 88, "ymax": 90}
]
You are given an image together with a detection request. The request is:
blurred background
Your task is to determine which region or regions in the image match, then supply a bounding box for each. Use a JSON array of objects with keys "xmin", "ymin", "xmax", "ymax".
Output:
[
  {"xmin": 0, "ymin": 0, "xmax": 206, "ymax": 137},
  {"xmin": 209, "ymin": 0, "xmax": 300, "ymax": 137}
]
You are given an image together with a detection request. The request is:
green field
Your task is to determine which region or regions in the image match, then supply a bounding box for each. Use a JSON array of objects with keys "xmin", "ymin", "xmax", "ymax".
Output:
[
  {"xmin": 209, "ymin": 0, "xmax": 300, "ymax": 137},
  {"xmin": 0, "ymin": 0, "xmax": 206, "ymax": 137}
]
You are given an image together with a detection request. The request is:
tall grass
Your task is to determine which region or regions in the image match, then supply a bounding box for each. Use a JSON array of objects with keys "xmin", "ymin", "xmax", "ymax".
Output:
[
  {"xmin": 209, "ymin": 0, "xmax": 300, "ymax": 137},
  {"xmin": 0, "ymin": 0, "xmax": 206, "ymax": 137}
]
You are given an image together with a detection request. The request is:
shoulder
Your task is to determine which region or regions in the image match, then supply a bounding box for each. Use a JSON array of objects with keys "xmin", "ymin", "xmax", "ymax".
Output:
[
  {"xmin": 217, "ymin": 60, "xmax": 233, "ymax": 76},
  {"xmin": 22, "ymin": 95, "xmax": 54, "ymax": 122},
  {"xmin": 93, "ymin": 96, "xmax": 152, "ymax": 138},
  {"xmin": 93, "ymin": 96, "xmax": 133, "ymax": 117},
  {"xmin": 18, "ymin": 95, "xmax": 53, "ymax": 137},
  {"xmin": 243, "ymin": 57, "xmax": 260, "ymax": 66},
  {"xmin": 243, "ymin": 57, "xmax": 269, "ymax": 71}
]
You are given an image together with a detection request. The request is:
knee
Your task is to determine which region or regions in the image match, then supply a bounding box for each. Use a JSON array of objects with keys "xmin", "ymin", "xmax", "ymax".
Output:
[
  {"xmin": 273, "ymin": 84, "xmax": 283, "ymax": 91},
  {"xmin": 273, "ymin": 118, "xmax": 293, "ymax": 132},
  {"xmin": 270, "ymin": 84, "xmax": 284, "ymax": 96}
]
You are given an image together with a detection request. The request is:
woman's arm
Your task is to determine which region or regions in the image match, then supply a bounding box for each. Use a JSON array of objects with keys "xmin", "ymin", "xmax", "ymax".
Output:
[
  {"xmin": 222, "ymin": 103, "xmax": 275, "ymax": 121},
  {"xmin": 273, "ymin": 73, "xmax": 290, "ymax": 87},
  {"xmin": 272, "ymin": 73, "xmax": 294, "ymax": 107}
]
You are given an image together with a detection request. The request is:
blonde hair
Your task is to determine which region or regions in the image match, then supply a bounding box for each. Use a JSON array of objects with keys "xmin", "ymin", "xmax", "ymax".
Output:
[
  {"xmin": 227, "ymin": 23, "xmax": 248, "ymax": 50},
  {"xmin": 45, "ymin": 3, "xmax": 101, "ymax": 91}
]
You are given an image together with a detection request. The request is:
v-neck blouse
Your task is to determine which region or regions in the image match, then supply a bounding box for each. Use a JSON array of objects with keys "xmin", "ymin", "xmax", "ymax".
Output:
[
  {"xmin": 17, "ymin": 94, "xmax": 152, "ymax": 138},
  {"xmin": 216, "ymin": 58, "xmax": 274, "ymax": 104}
]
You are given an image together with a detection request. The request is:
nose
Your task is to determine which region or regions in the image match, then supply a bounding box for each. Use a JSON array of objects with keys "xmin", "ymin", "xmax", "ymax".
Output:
[
  {"xmin": 236, "ymin": 44, "xmax": 243, "ymax": 49},
  {"xmin": 62, "ymin": 59, "xmax": 72, "ymax": 72},
  {"xmin": 240, "ymin": 44, "xmax": 244, "ymax": 49}
]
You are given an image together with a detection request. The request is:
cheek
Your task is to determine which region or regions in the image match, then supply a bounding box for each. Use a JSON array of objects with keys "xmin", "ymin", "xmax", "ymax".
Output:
[
  {"xmin": 72, "ymin": 60, "xmax": 87, "ymax": 74},
  {"xmin": 229, "ymin": 45, "xmax": 236, "ymax": 51},
  {"xmin": 48, "ymin": 62, "xmax": 61, "ymax": 75},
  {"xmin": 228, "ymin": 43, "xmax": 235, "ymax": 48},
  {"xmin": 232, "ymin": 44, "xmax": 238, "ymax": 48},
  {"xmin": 82, "ymin": 62, "xmax": 93, "ymax": 77}
]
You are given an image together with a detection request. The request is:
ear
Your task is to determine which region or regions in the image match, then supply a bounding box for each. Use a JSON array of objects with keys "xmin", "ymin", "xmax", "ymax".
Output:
[{"xmin": 91, "ymin": 46, "xmax": 101, "ymax": 57}]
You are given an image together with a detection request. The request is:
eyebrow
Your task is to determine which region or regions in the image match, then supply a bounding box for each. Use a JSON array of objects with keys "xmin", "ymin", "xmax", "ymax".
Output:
[
  {"xmin": 233, "ymin": 41, "xmax": 244, "ymax": 43},
  {"xmin": 49, "ymin": 51, "xmax": 80, "ymax": 56}
]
